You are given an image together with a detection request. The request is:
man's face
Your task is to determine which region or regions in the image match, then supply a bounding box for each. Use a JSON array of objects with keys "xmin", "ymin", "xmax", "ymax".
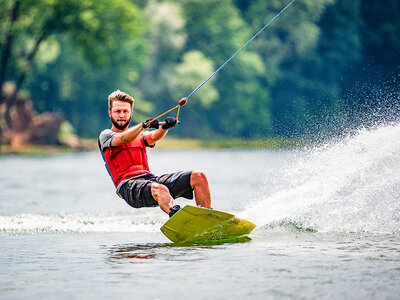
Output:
[{"xmin": 109, "ymin": 100, "xmax": 133, "ymax": 130}]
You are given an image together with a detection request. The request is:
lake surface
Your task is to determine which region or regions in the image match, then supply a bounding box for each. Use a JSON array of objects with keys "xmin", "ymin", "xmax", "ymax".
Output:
[{"xmin": 1, "ymin": 123, "xmax": 400, "ymax": 299}]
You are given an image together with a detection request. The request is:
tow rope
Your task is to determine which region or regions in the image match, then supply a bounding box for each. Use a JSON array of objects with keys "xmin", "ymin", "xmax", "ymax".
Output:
[{"xmin": 145, "ymin": 0, "xmax": 297, "ymax": 127}]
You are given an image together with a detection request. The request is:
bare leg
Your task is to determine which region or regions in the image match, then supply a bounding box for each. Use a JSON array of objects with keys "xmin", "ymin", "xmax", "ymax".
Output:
[
  {"xmin": 190, "ymin": 170, "xmax": 211, "ymax": 208},
  {"xmin": 151, "ymin": 182, "xmax": 175, "ymax": 214}
]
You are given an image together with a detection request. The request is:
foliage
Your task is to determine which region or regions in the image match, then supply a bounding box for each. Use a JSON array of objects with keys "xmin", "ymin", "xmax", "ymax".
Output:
[
  {"xmin": 0, "ymin": 0, "xmax": 147, "ymax": 137},
  {"xmin": 1, "ymin": 0, "xmax": 399, "ymax": 140}
]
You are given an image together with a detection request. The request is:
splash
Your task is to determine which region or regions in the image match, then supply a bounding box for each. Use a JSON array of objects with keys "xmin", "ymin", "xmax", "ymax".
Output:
[
  {"xmin": 0, "ymin": 210, "xmax": 165, "ymax": 235},
  {"xmin": 240, "ymin": 122, "xmax": 400, "ymax": 234}
]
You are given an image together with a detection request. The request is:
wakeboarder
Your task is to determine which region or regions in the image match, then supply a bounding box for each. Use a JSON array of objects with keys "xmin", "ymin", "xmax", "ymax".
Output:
[{"xmin": 98, "ymin": 90, "xmax": 211, "ymax": 217}]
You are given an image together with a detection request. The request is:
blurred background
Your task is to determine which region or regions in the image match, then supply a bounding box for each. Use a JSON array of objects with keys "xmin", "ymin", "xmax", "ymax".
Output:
[{"xmin": 0, "ymin": 0, "xmax": 399, "ymax": 151}]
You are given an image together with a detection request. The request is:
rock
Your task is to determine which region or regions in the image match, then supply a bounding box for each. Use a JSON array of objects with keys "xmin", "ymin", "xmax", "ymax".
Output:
[
  {"xmin": 29, "ymin": 112, "xmax": 65, "ymax": 145},
  {"xmin": 1, "ymin": 85, "xmax": 83, "ymax": 151}
]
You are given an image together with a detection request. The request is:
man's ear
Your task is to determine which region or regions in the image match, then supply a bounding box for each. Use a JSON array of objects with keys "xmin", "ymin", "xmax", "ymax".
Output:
[{"xmin": 108, "ymin": 110, "xmax": 112, "ymax": 117}]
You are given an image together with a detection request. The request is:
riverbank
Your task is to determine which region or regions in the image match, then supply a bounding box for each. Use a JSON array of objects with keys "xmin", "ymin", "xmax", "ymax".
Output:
[
  {"xmin": 0, "ymin": 138, "xmax": 97, "ymax": 155},
  {"xmin": 0, "ymin": 136, "xmax": 301, "ymax": 155}
]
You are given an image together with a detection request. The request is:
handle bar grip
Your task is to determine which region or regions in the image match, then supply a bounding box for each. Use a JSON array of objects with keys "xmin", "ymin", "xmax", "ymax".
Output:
[{"xmin": 158, "ymin": 121, "xmax": 180, "ymax": 126}]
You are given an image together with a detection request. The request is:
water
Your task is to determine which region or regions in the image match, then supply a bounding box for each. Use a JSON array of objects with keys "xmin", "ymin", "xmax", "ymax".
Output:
[{"xmin": 1, "ymin": 123, "xmax": 400, "ymax": 299}]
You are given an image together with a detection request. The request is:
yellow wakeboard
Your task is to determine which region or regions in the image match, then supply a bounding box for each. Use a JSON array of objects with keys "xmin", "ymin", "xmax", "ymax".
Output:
[{"xmin": 160, "ymin": 205, "xmax": 256, "ymax": 243}]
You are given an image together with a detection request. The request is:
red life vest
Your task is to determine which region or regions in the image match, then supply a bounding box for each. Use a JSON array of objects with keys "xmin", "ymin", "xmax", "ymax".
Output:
[{"xmin": 102, "ymin": 135, "xmax": 150, "ymax": 188}]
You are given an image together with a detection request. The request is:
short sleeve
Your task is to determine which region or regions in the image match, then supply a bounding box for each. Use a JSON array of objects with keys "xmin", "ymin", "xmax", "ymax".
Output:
[
  {"xmin": 98, "ymin": 129, "xmax": 117, "ymax": 152},
  {"xmin": 143, "ymin": 134, "xmax": 155, "ymax": 148}
]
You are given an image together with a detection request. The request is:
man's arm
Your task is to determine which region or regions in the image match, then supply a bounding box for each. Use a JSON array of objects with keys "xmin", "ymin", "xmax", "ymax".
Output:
[
  {"xmin": 110, "ymin": 123, "xmax": 144, "ymax": 147},
  {"xmin": 144, "ymin": 117, "xmax": 177, "ymax": 146},
  {"xmin": 144, "ymin": 127, "xmax": 168, "ymax": 146}
]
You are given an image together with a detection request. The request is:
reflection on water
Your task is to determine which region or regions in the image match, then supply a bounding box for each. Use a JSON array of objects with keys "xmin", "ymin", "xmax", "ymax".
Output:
[
  {"xmin": 106, "ymin": 243, "xmax": 206, "ymax": 263},
  {"xmin": 108, "ymin": 244, "xmax": 160, "ymax": 261},
  {"xmin": 106, "ymin": 237, "xmax": 252, "ymax": 263}
]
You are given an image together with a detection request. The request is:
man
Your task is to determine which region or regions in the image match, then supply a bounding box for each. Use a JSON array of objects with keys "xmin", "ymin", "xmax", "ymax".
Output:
[{"xmin": 99, "ymin": 90, "xmax": 211, "ymax": 217}]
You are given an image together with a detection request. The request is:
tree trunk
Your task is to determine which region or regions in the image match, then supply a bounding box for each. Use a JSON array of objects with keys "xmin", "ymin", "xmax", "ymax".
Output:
[
  {"xmin": 5, "ymin": 26, "xmax": 52, "ymax": 125},
  {"xmin": 0, "ymin": 1, "xmax": 20, "ymax": 153},
  {"xmin": 0, "ymin": 0, "xmax": 20, "ymax": 99}
]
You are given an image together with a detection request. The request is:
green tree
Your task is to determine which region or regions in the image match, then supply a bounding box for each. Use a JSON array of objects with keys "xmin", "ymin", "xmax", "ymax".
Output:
[
  {"xmin": 136, "ymin": 0, "xmax": 187, "ymax": 111},
  {"xmin": 28, "ymin": 32, "xmax": 148, "ymax": 137},
  {"xmin": 341, "ymin": 0, "xmax": 400, "ymax": 122},
  {"xmin": 167, "ymin": 50, "xmax": 219, "ymax": 137},
  {"xmin": 242, "ymin": 0, "xmax": 361, "ymax": 136},
  {"xmin": 0, "ymin": 0, "xmax": 146, "ymax": 135},
  {"xmin": 177, "ymin": 0, "xmax": 272, "ymax": 138}
]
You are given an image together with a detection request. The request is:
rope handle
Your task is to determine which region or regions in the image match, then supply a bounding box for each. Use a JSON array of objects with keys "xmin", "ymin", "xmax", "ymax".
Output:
[{"xmin": 144, "ymin": 98, "xmax": 187, "ymax": 127}]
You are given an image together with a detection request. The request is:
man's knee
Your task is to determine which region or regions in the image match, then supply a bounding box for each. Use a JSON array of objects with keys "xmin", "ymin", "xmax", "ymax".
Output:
[
  {"xmin": 151, "ymin": 182, "xmax": 170, "ymax": 199},
  {"xmin": 191, "ymin": 170, "xmax": 208, "ymax": 187}
]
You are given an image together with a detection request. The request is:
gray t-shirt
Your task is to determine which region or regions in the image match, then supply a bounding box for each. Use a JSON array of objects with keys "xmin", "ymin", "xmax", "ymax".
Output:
[{"xmin": 98, "ymin": 129, "xmax": 117, "ymax": 152}]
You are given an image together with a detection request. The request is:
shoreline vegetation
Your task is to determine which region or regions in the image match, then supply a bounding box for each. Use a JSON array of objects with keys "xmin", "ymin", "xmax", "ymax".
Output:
[{"xmin": 0, "ymin": 136, "xmax": 301, "ymax": 155}]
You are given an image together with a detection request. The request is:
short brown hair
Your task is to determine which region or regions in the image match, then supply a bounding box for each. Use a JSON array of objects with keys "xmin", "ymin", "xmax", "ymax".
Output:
[{"xmin": 108, "ymin": 89, "xmax": 134, "ymax": 110}]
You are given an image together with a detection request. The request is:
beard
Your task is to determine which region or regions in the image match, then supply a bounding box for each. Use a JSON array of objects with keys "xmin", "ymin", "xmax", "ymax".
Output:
[{"xmin": 111, "ymin": 115, "xmax": 131, "ymax": 130}]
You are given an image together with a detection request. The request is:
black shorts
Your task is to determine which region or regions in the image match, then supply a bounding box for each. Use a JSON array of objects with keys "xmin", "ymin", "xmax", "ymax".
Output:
[{"xmin": 119, "ymin": 171, "xmax": 194, "ymax": 208}]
